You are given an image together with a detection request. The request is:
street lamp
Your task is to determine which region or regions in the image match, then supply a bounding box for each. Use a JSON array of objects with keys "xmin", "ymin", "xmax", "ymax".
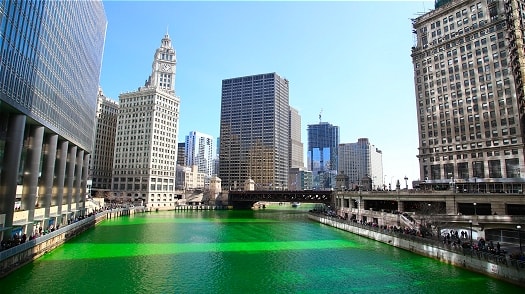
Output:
[
  {"xmin": 469, "ymin": 220, "xmax": 473, "ymax": 244},
  {"xmin": 427, "ymin": 203, "xmax": 432, "ymax": 231},
  {"xmin": 518, "ymin": 225, "xmax": 522, "ymax": 254},
  {"xmin": 404, "ymin": 176, "xmax": 408, "ymax": 190},
  {"xmin": 356, "ymin": 197, "xmax": 361, "ymax": 224},
  {"xmin": 473, "ymin": 202, "xmax": 477, "ymax": 216}
]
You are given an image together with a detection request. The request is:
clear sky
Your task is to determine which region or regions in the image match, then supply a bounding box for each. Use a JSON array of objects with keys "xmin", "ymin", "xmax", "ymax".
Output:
[{"xmin": 99, "ymin": 0, "xmax": 435, "ymax": 188}]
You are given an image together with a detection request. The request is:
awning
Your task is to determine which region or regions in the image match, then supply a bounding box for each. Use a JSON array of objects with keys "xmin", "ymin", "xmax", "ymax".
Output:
[
  {"xmin": 12, "ymin": 220, "xmax": 32, "ymax": 227},
  {"xmin": 33, "ymin": 215, "xmax": 48, "ymax": 221}
]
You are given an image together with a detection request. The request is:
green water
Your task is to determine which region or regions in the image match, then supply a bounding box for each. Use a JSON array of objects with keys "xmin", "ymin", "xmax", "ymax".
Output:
[{"xmin": 1, "ymin": 208, "xmax": 522, "ymax": 293}]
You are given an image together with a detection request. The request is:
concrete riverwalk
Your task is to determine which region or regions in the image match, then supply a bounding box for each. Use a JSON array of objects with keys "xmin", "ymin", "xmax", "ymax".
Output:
[{"xmin": 308, "ymin": 213, "xmax": 525, "ymax": 288}]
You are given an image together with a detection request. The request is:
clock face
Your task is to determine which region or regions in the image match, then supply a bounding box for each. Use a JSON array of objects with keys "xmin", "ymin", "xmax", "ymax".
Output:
[{"xmin": 162, "ymin": 64, "xmax": 171, "ymax": 72}]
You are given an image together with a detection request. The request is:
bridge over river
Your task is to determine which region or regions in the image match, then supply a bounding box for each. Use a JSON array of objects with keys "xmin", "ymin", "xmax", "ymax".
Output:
[{"xmin": 228, "ymin": 190, "xmax": 333, "ymax": 209}]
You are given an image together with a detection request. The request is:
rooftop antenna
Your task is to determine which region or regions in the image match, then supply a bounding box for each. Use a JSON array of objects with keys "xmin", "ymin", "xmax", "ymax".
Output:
[{"xmin": 319, "ymin": 109, "xmax": 323, "ymax": 123}]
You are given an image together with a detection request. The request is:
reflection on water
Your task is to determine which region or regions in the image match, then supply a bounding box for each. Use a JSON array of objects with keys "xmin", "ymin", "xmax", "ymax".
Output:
[{"xmin": 1, "ymin": 207, "xmax": 522, "ymax": 293}]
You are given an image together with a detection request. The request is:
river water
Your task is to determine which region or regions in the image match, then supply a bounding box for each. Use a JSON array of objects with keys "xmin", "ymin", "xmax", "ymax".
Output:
[{"xmin": 1, "ymin": 206, "xmax": 522, "ymax": 293}]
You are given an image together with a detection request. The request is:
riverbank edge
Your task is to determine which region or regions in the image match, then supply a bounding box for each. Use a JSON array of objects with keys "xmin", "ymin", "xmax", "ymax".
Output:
[
  {"xmin": 0, "ymin": 207, "xmax": 138, "ymax": 278},
  {"xmin": 308, "ymin": 213, "xmax": 525, "ymax": 288}
]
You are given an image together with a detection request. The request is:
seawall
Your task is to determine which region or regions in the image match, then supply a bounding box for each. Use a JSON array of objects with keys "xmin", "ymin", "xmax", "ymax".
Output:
[
  {"xmin": 308, "ymin": 213, "xmax": 525, "ymax": 287},
  {"xmin": 0, "ymin": 207, "xmax": 140, "ymax": 278}
]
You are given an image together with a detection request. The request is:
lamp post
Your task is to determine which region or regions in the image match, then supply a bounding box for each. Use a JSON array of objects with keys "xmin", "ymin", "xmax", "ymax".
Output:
[
  {"xmin": 473, "ymin": 202, "xmax": 477, "ymax": 216},
  {"xmin": 427, "ymin": 203, "xmax": 432, "ymax": 232},
  {"xmin": 518, "ymin": 225, "xmax": 522, "ymax": 254},
  {"xmin": 356, "ymin": 193, "xmax": 361, "ymax": 224},
  {"xmin": 404, "ymin": 176, "xmax": 408, "ymax": 190},
  {"xmin": 469, "ymin": 220, "xmax": 473, "ymax": 244}
]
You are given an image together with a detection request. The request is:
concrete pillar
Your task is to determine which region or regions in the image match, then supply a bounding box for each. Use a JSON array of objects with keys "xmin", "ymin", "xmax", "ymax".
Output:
[
  {"xmin": 491, "ymin": 202, "xmax": 506, "ymax": 215},
  {"xmin": 397, "ymin": 201, "xmax": 404, "ymax": 212},
  {"xmin": 81, "ymin": 153, "xmax": 90, "ymax": 215},
  {"xmin": 55, "ymin": 140, "xmax": 69, "ymax": 224},
  {"xmin": 74, "ymin": 149, "xmax": 84, "ymax": 215},
  {"xmin": 445, "ymin": 197, "xmax": 457, "ymax": 215},
  {"xmin": 0, "ymin": 115, "xmax": 26, "ymax": 238},
  {"xmin": 21, "ymin": 125, "xmax": 44, "ymax": 235},
  {"xmin": 38, "ymin": 134, "xmax": 58, "ymax": 221},
  {"xmin": 65, "ymin": 145, "xmax": 77, "ymax": 219}
]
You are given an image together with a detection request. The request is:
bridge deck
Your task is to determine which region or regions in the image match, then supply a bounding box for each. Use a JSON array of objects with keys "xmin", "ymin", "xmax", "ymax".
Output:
[{"xmin": 228, "ymin": 190, "xmax": 333, "ymax": 206}]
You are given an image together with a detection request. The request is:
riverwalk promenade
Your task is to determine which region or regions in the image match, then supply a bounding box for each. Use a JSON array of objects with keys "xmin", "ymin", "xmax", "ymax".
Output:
[
  {"xmin": 0, "ymin": 206, "xmax": 142, "ymax": 277},
  {"xmin": 0, "ymin": 204, "xmax": 230, "ymax": 278},
  {"xmin": 308, "ymin": 212, "xmax": 525, "ymax": 287}
]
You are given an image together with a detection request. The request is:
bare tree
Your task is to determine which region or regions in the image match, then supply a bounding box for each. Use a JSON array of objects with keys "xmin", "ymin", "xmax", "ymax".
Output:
[{"xmin": 416, "ymin": 202, "xmax": 447, "ymax": 238}]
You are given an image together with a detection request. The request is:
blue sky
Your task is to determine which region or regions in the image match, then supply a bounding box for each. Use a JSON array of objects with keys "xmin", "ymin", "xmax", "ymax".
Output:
[{"xmin": 99, "ymin": 0, "xmax": 434, "ymax": 188}]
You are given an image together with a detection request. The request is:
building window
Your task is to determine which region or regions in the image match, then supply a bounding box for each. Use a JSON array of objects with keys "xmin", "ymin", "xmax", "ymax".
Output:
[
  {"xmin": 488, "ymin": 160, "xmax": 502, "ymax": 178},
  {"xmin": 458, "ymin": 162, "xmax": 469, "ymax": 179},
  {"xmin": 473, "ymin": 161, "xmax": 484, "ymax": 178}
]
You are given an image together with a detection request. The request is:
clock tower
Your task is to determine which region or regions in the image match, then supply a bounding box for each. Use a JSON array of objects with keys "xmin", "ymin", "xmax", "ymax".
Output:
[{"xmin": 150, "ymin": 32, "xmax": 176, "ymax": 94}]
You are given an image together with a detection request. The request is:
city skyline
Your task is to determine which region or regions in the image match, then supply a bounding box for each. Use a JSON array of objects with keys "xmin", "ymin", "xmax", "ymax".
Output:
[{"xmin": 99, "ymin": 1, "xmax": 436, "ymax": 187}]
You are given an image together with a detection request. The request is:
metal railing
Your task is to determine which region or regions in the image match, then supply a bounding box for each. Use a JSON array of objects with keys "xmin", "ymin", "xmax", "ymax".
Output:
[{"xmin": 0, "ymin": 211, "xmax": 108, "ymax": 262}]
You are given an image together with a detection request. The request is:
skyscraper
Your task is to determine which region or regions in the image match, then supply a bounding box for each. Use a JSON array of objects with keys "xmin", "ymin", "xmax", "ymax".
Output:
[
  {"xmin": 412, "ymin": 0, "xmax": 525, "ymax": 193},
  {"xmin": 219, "ymin": 73, "xmax": 290, "ymax": 190},
  {"xmin": 338, "ymin": 138, "xmax": 384, "ymax": 190},
  {"xmin": 0, "ymin": 0, "xmax": 106, "ymax": 238},
  {"xmin": 112, "ymin": 33, "xmax": 180, "ymax": 209},
  {"xmin": 91, "ymin": 88, "xmax": 119, "ymax": 196},
  {"xmin": 307, "ymin": 122, "xmax": 340, "ymax": 189},
  {"xmin": 177, "ymin": 142, "xmax": 186, "ymax": 166},
  {"xmin": 289, "ymin": 107, "xmax": 304, "ymax": 169},
  {"xmin": 185, "ymin": 131, "xmax": 214, "ymax": 178}
]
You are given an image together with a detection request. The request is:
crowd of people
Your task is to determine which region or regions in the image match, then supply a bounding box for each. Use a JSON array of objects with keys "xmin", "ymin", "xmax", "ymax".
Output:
[
  {"xmin": 0, "ymin": 208, "xmax": 109, "ymax": 252},
  {"xmin": 312, "ymin": 208, "xmax": 525, "ymax": 263}
]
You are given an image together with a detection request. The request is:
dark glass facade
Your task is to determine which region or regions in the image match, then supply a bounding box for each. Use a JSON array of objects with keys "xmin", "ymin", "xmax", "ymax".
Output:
[
  {"xmin": 0, "ymin": 0, "xmax": 106, "ymax": 151},
  {"xmin": 307, "ymin": 122, "xmax": 340, "ymax": 189},
  {"xmin": 0, "ymin": 0, "xmax": 106, "ymax": 240}
]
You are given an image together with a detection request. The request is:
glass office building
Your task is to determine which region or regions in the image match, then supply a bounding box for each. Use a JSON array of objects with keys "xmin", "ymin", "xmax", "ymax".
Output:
[
  {"xmin": 0, "ymin": 0, "xmax": 107, "ymax": 240},
  {"xmin": 307, "ymin": 122, "xmax": 340, "ymax": 189}
]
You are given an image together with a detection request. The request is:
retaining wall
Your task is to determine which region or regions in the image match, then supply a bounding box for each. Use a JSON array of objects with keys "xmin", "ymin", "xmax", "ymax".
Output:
[
  {"xmin": 309, "ymin": 214, "xmax": 525, "ymax": 287},
  {"xmin": 0, "ymin": 208, "xmax": 139, "ymax": 278}
]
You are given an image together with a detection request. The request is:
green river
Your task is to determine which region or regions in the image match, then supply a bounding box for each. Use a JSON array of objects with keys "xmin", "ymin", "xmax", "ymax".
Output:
[{"xmin": 1, "ymin": 206, "xmax": 523, "ymax": 293}]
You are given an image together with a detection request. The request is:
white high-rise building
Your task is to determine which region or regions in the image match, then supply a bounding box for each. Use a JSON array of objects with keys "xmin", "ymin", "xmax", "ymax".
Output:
[
  {"xmin": 338, "ymin": 138, "xmax": 384, "ymax": 190},
  {"xmin": 185, "ymin": 131, "xmax": 214, "ymax": 178},
  {"xmin": 112, "ymin": 33, "xmax": 180, "ymax": 209},
  {"xmin": 289, "ymin": 107, "xmax": 304, "ymax": 169},
  {"xmin": 91, "ymin": 88, "xmax": 118, "ymax": 196}
]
